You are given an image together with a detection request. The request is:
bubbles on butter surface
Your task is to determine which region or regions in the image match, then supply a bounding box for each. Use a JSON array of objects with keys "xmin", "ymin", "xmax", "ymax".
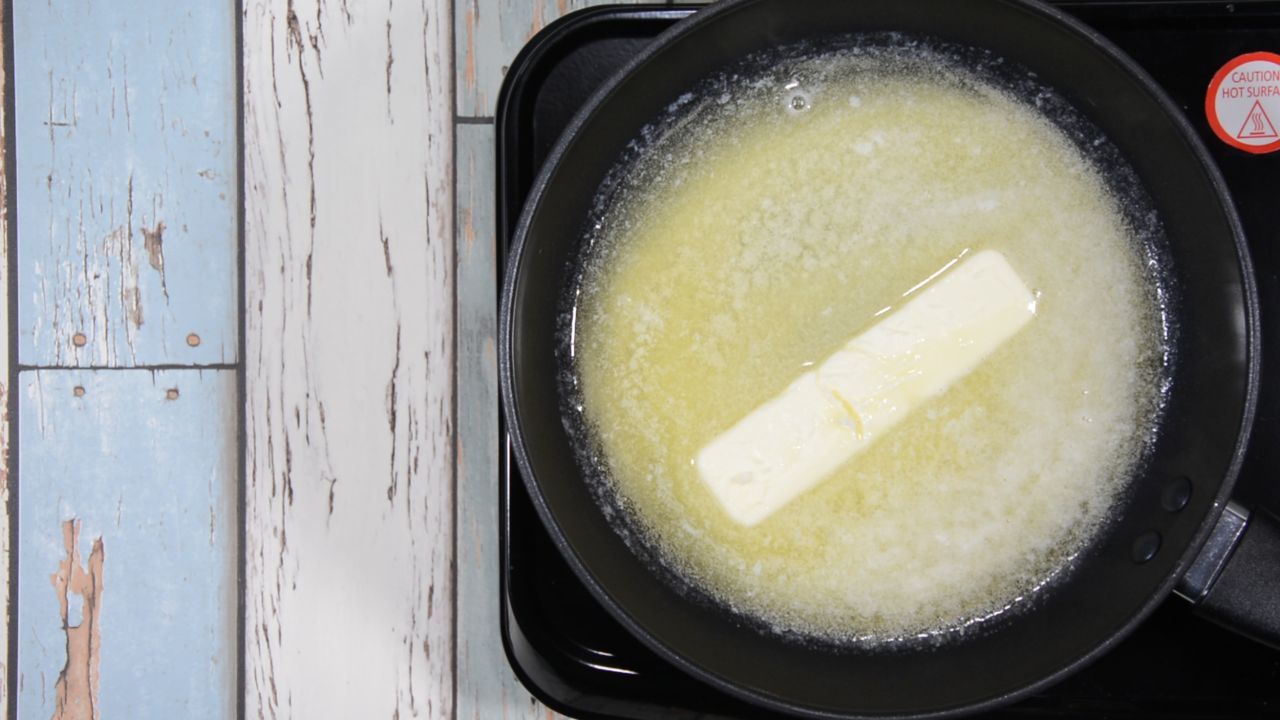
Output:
[{"xmin": 564, "ymin": 38, "xmax": 1171, "ymax": 646}]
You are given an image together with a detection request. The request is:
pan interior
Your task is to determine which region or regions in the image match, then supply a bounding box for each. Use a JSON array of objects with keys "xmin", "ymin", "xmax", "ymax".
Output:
[
  {"xmin": 503, "ymin": 0, "xmax": 1253, "ymax": 715},
  {"xmin": 560, "ymin": 35, "xmax": 1174, "ymax": 649}
]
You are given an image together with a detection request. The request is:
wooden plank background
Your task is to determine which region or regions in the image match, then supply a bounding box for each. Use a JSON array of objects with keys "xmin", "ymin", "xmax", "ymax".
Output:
[
  {"xmin": 454, "ymin": 122, "xmax": 507, "ymax": 720},
  {"xmin": 1, "ymin": 1, "xmax": 713, "ymax": 719},
  {"xmin": 1, "ymin": 2, "xmax": 10, "ymax": 713},
  {"xmin": 10, "ymin": 1, "xmax": 240, "ymax": 719},
  {"xmin": 13, "ymin": 0, "xmax": 238, "ymax": 369},
  {"xmin": 241, "ymin": 0, "xmax": 455, "ymax": 717},
  {"xmin": 17, "ymin": 369, "xmax": 237, "ymax": 720}
]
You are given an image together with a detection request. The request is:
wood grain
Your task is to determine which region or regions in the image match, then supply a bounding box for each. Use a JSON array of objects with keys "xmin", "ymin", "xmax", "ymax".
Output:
[
  {"xmin": 10, "ymin": 4, "xmax": 240, "ymax": 718},
  {"xmin": 455, "ymin": 123, "xmax": 554, "ymax": 720},
  {"xmin": 49, "ymin": 519, "xmax": 104, "ymax": 720},
  {"xmin": 0, "ymin": 3, "xmax": 9, "ymax": 714},
  {"xmin": 242, "ymin": 0, "xmax": 454, "ymax": 717},
  {"xmin": 12, "ymin": 0, "xmax": 238, "ymax": 368},
  {"xmin": 17, "ymin": 369, "xmax": 237, "ymax": 720}
]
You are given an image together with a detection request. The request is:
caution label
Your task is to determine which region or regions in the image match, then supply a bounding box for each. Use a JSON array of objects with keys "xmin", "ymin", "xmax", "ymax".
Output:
[{"xmin": 1206, "ymin": 52, "xmax": 1280, "ymax": 154}]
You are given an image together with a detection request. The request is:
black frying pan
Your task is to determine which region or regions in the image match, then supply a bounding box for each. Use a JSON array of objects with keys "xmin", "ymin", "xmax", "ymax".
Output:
[{"xmin": 498, "ymin": 0, "xmax": 1279, "ymax": 717}]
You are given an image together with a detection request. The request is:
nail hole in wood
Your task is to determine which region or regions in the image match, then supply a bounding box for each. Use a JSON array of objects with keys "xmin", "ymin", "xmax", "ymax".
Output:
[
  {"xmin": 166, "ymin": 388, "xmax": 180, "ymax": 400},
  {"xmin": 187, "ymin": 333, "xmax": 201, "ymax": 347},
  {"xmin": 73, "ymin": 386, "xmax": 85, "ymax": 397},
  {"xmin": 72, "ymin": 333, "xmax": 87, "ymax": 347}
]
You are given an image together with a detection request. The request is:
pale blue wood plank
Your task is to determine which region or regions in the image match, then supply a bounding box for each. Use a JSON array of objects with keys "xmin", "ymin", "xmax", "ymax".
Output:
[
  {"xmin": 456, "ymin": 123, "xmax": 544, "ymax": 718},
  {"xmin": 18, "ymin": 369, "xmax": 236, "ymax": 720},
  {"xmin": 15, "ymin": 1, "xmax": 238, "ymax": 367}
]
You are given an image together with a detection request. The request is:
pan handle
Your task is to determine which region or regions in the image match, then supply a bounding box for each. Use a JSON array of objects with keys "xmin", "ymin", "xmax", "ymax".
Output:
[{"xmin": 1175, "ymin": 502, "xmax": 1280, "ymax": 650}]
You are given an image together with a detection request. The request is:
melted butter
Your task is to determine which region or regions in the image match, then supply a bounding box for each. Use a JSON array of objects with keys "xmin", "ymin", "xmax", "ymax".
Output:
[
  {"xmin": 573, "ymin": 59, "xmax": 1164, "ymax": 642},
  {"xmin": 697, "ymin": 249, "xmax": 1038, "ymax": 527}
]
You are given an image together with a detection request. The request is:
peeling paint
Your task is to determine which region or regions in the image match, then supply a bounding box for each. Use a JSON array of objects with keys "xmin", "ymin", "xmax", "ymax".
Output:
[
  {"xmin": 101, "ymin": 223, "xmax": 143, "ymax": 355},
  {"xmin": 17, "ymin": 0, "xmax": 238, "ymax": 368},
  {"xmin": 20, "ymin": 370, "xmax": 237, "ymax": 718},
  {"xmin": 50, "ymin": 519, "xmax": 105, "ymax": 720},
  {"xmin": 464, "ymin": 206, "xmax": 475, "ymax": 258},
  {"xmin": 386, "ymin": 19, "xmax": 395, "ymax": 114},
  {"xmin": 463, "ymin": 7, "xmax": 476, "ymax": 92},
  {"xmin": 141, "ymin": 220, "xmax": 166, "ymax": 278},
  {"xmin": 525, "ymin": 2, "xmax": 545, "ymax": 43},
  {"xmin": 0, "ymin": 51, "xmax": 11, "ymax": 719},
  {"xmin": 244, "ymin": 0, "xmax": 454, "ymax": 716},
  {"xmin": 483, "ymin": 337, "xmax": 496, "ymax": 375}
]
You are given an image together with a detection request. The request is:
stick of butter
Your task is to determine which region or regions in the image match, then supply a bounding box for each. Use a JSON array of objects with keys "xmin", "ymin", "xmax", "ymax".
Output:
[{"xmin": 695, "ymin": 249, "xmax": 1037, "ymax": 526}]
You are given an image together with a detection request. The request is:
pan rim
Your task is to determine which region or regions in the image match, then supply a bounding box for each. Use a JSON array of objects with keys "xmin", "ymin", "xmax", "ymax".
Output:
[{"xmin": 495, "ymin": 0, "xmax": 1262, "ymax": 716}]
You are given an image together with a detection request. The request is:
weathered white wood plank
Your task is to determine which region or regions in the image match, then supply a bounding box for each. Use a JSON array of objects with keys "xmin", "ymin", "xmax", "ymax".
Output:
[
  {"xmin": 13, "ymin": 0, "xmax": 238, "ymax": 368},
  {"xmin": 17, "ymin": 369, "xmax": 237, "ymax": 720},
  {"xmin": 455, "ymin": 0, "xmax": 644, "ymax": 117},
  {"xmin": 455, "ymin": 123, "xmax": 555, "ymax": 720},
  {"xmin": 243, "ymin": 0, "xmax": 454, "ymax": 717}
]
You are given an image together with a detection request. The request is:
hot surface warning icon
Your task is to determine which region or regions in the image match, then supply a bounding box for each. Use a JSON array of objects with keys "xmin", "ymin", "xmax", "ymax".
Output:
[
  {"xmin": 1237, "ymin": 100, "xmax": 1278, "ymax": 140},
  {"xmin": 1207, "ymin": 52, "xmax": 1280, "ymax": 154}
]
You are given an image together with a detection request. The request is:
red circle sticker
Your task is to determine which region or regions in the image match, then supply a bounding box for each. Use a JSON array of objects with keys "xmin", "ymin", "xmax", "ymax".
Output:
[{"xmin": 1206, "ymin": 52, "xmax": 1280, "ymax": 154}]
